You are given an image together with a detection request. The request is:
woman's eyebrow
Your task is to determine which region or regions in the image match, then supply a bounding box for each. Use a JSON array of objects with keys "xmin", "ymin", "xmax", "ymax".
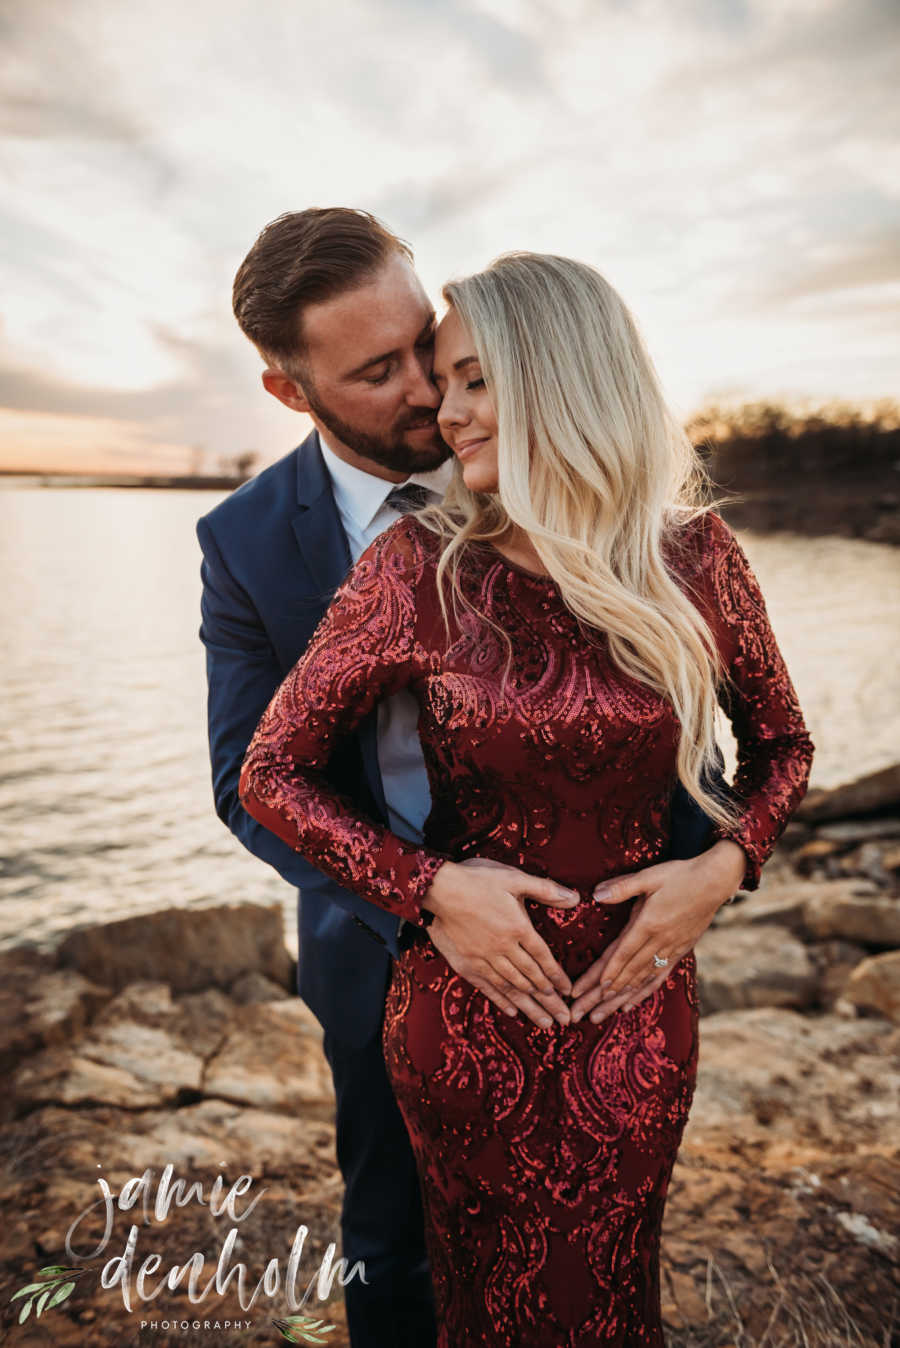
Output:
[{"xmin": 433, "ymin": 355, "xmax": 479, "ymax": 385}]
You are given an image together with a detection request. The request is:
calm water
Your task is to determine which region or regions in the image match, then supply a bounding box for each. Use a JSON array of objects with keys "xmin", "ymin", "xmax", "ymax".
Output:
[{"xmin": 1, "ymin": 488, "xmax": 898, "ymax": 955}]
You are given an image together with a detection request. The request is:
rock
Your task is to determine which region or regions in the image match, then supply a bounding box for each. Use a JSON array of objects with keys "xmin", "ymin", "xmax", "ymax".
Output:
[
  {"xmin": 684, "ymin": 1008, "xmax": 900, "ymax": 1144},
  {"xmin": 87, "ymin": 979, "xmax": 236, "ymax": 1060},
  {"xmin": 814, "ymin": 818, "xmax": 900, "ymax": 844},
  {"xmin": 835, "ymin": 1210, "xmax": 899, "ymax": 1257},
  {"xmin": 695, "ymin": 924, "xmax": 818, "ymax": 1012},
  {"xmin": 844, "ymin": 951, "xmax": 900, "ymax": 1021},
  {"xmin": 882, "ymin": 843, "xmax": 900, "ymax": 873},
  {"xmin": 0, "ymin": 948, "xmax": 113, "ymax": 1080},
  {"xmin": 794, "ymin": 838, "xmax": 840, "ymax": 874},
  {"xmin": 134, "ymin": 1098, "xmax": 337, "ymax": 1173},
  {"xmin": 228, "ymin": 970, "xmax": 291, "ymax": 1004},
  {"xmin": 712, "ymin": 882, "xmax": 811, "ymax": 935},
  {"xmin": 203, "ymin": 1000, "xmax": 335, "ymax": 1116},
  {"xmin": 56, "ymin": 903, "xmax": 293, "ymax": 994},
  {"xmin": 836, "ymin": 840, "xmax": 894, "ymax": 886},
  {"xmin": 77, "ymin": 1021, "xmax": 205, "ymax": 1093},
  {"xmin": 807, "ymin": 940, "xmax": 869, "ymax": 1009},
  {"xmin": 803, "ymin": 886, "xmax": 900, "ymax": 946},
  {"xmin": 12, "ymin": 1049, "xmax": 167, "ymax": 1110},
  {"xmin": 174, "ymin": 987, "xmax": 238, "ymax": 1057},
  {"xmin": 796, "ymin": 764, "xmax": 900, "ymax": 823}
]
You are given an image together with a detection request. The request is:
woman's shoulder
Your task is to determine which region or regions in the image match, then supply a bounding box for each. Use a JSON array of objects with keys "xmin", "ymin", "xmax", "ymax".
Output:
[
  {"xmin": 355, "ymin": 513, "xmax": 442, "ymax": 580},
  {"xmin": 663, "ymin": 506, "xmax": 737, "ymax": 577}
]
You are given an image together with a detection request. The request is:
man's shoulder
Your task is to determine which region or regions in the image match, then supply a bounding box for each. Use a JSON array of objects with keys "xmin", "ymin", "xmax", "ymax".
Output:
[{"xmin": 198, "ymin": 442, "xmax": 303, "ymax": 540}]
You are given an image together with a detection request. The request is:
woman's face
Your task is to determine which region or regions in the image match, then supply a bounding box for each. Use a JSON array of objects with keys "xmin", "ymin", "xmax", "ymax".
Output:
[{"xmin": 433, "ymin": 307, "xmax": 499, "ymax": 494}]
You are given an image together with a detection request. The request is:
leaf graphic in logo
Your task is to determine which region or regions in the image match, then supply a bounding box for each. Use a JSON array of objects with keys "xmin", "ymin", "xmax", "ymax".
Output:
[
  {"xmin": 10, "ymin": 1264, "xmax": 81, "ymax": 1322},
  {"xmin": 273, "ymin": 1312, "xmax": 337, "ymax": 1343}
]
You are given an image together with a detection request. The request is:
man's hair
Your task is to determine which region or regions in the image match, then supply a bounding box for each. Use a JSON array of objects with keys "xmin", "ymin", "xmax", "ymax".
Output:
[{"xmin": 232, "ymin": 208, "xmax": 413, "ymax": 373}]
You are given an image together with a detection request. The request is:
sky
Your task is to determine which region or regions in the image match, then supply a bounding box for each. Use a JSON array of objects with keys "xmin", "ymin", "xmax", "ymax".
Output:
[{"xmin": 1, "ymin": 0, "xmax": 898, "ymax": 474}]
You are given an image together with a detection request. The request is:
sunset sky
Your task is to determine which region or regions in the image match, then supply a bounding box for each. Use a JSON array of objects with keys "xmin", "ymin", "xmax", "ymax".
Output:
[{"xmin": 1, "ymin": 0, "xmax": 898, "ymax": 473}]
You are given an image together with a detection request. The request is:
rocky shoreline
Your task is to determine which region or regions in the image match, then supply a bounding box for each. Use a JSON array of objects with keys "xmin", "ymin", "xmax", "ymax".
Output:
[{"xmin": 1, "ymin": 765, "xmax": 898, "ymax": 1346}]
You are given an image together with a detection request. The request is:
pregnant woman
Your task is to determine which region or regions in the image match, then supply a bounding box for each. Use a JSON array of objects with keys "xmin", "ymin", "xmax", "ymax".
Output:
[{"xmin": 239, "ymin": 252, "xmax": 814, "ymax": 1345}]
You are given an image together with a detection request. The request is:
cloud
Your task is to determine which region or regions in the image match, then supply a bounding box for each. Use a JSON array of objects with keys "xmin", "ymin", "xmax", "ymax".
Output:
[{"xmin": 0, "ymin": 0, "xmax": 897, "ymax": 469}]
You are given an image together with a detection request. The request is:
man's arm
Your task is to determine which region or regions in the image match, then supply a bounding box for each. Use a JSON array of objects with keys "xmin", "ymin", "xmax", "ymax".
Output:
[{"xmin": 197, "ymin": 513, "xmax": 392, "ymax": 931}]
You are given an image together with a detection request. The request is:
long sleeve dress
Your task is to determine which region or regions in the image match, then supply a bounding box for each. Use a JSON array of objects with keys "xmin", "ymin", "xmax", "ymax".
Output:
[{"xmin": 239, "ymin": 509, "xmax": 814, "ymax": 1348}]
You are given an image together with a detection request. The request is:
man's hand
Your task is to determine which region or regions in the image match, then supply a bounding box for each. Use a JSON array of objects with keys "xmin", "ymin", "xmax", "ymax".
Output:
[
  {"xmin": 422, "ymin": 857, "xmax": 579, "ymax": 1028},
  {"xmin": 570, "ymin": 841, "xmax": 746, "ymax": 1024}
]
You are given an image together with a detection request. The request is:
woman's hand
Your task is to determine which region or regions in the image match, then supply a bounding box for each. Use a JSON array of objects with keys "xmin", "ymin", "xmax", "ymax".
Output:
[
  {"xmin": 422, "ymin": 857, "xmax": 579, "ymax": 1026},
  {"xmin": 570, "ymin": 840, "xmax": 746, "ymax": 1024}
]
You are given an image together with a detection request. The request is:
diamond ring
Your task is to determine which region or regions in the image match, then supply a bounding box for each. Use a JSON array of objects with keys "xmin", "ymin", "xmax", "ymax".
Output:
[{"xmin": 652, "ymin": 953, "xmax": 669, "ymax": 968}]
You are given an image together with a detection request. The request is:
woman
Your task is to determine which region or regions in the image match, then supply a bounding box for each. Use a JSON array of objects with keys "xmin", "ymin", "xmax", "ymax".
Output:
[{"xmin": 239, "ymin": 253, "xmax": 814, "ymax": 1345}]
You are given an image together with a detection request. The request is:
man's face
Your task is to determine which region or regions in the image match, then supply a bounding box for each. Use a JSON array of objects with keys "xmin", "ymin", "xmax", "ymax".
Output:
[{"xmin": 269, "ymin": 254, "xmax": 450, "ymax": 480}]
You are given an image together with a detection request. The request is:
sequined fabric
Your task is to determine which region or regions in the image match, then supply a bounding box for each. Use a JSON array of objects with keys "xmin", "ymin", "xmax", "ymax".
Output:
[{"xmin": 239, "ymin": 510, "xmax": 814, "ymax": 1346}]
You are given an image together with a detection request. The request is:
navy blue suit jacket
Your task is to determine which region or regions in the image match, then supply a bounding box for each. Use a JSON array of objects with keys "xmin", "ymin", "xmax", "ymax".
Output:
[{"xmin": 197, "ymin": 430, "xmax": 722, "ymax": 1047}]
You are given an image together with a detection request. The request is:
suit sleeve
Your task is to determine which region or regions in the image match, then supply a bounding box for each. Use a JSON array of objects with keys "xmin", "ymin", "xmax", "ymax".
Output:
[
  {"xmin": 698, "ymin": 513, "xmax": 815, "ymax": 890},
  {"xmin": 197, "ymin": 513, "xmax": 328, "ymax": 890},
  {"xmin": 239, "ymin": 519, "xmax": 447, "ymax": 924}
]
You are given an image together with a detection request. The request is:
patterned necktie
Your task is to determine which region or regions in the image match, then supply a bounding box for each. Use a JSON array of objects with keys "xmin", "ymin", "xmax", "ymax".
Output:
[{"xmin": 385, "ymin": 482, "xmax": 435, "ymax": 515}]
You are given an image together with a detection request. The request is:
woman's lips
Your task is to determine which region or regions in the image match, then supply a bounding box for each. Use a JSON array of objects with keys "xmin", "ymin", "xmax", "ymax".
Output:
[{"xmin": 454, "ymin": 437, "xmax": 489, "ymax": 460}]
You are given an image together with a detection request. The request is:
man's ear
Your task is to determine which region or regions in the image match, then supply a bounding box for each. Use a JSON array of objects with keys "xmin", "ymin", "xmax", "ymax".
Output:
[{"xmin": 261, "ymin": 367, "xmax": 312, "ymax": 414}]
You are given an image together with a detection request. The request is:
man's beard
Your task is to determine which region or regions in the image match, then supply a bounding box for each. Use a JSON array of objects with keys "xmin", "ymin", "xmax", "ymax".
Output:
[{"xmin": 305, "ymin": 386, "xmax": 450, "ymax": 475}]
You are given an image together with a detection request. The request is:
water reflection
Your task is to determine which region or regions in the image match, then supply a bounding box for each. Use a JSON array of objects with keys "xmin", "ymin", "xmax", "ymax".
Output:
[{"xmin": 1, "ymin": 488, "xmax": 897, "ymax": 954}]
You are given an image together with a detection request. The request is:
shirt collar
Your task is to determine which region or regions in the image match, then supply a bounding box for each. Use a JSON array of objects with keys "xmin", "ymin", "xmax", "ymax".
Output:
[{"xmin": 318, "ymin": 433, "xmax": 454, "ymax": 533}]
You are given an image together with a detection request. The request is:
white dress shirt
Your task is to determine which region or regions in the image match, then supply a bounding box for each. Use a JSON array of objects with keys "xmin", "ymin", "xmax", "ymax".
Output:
[{"xmin": 317, "ymin": 437, "xmax": 453, "ymax": 889}]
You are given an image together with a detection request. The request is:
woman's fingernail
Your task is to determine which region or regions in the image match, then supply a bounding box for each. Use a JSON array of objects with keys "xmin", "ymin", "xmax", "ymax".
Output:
[
  {"xmin": 593, "ymin": 884, "xmax": 611, "ymax": 900},
  {"xmin": 590, "ymin": 1009, "xmax": 607, "ymax": 1024},
  {"xmin": 556, "ymin": 887, "xmax": 580, "ymax": 903},
  {"xmin": 539, "ymin": 1017, "xmax": 553, "ymax": 1029}
]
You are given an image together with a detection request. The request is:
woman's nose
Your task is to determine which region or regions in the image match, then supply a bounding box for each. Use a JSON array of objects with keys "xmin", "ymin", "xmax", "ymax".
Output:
[{"xmin": 438, "ymin": 390, "xmax": 468, "ymax": 429}]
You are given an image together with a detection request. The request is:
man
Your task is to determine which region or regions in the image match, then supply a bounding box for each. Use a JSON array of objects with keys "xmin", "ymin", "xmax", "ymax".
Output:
[{"xmin": 197, "ymin": 208, "xmax": 721, "ymax": 1346}]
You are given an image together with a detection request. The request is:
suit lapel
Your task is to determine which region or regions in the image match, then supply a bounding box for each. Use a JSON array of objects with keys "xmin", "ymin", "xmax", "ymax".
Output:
[
  {"xmin": 289, "ymin": 430, "xmax": 390, "ymax": 823},
  {"xmin": 290, "ymin": 431, "xmax": 353, "ymax": 601}
]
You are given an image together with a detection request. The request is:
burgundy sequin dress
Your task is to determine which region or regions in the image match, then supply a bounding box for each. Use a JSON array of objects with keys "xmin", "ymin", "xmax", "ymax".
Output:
[{"xmin": 239, "ymin": 510, "xmax": 813, "ymax": 1346}]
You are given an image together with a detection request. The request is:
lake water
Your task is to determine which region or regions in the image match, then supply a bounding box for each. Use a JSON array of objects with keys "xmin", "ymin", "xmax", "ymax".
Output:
[{"xmin": 1, "ymin": 487, "xmax": 898, "ymax": 956}]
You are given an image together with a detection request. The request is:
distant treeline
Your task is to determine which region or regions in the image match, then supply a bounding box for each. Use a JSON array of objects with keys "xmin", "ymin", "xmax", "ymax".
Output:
[
  {"xmin": 687, "ymin": 400, "xmax": 900, "ymax": 544},
  {"xmin": 3, "ymin": 402, "xmax": 898, "ymax": 542}
]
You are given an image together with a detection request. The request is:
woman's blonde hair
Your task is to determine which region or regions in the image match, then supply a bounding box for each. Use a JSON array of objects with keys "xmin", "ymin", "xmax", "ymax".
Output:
[{"xmin": 417, "ymin": 251, "xmax": 742, "ymax": 832}]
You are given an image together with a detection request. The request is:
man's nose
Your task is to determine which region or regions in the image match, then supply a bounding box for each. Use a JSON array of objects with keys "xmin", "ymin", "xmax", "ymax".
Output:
[{"xmin": 404, "ymin": 357, "xmax": 441, "ymax": 409}]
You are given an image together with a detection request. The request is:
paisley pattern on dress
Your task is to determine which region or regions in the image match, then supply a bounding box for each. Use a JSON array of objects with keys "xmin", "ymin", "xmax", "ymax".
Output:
[{"xmin": 239, "ymin": 509, "xmax": 814, "ymax": 1345}]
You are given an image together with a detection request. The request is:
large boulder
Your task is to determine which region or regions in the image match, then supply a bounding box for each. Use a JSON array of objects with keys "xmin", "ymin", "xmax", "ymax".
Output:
[
  {"xmin": 695, "ymin": 923, "xmax": 818, "ymax": 1012},
  {"xmin": 55, "ymin": 903, "xmax": 293, "ymax": 994},
  {"xmin": 712, "ymin": 881, "xmax": 811, "ymax": 934},
  {"xmin": 685, "ymin": 1007, "xmax": 900, "ymax": 1145},
  {"xmin": 0, "ymin": 947, "xmax": 112, "ymax": 1081},
  {"xmin": 797, "ymin": 764, "xmax": 900, "ymax": 822},
  {"xmin": 844, "ymin": 951, "xmax": 900, "ymax": 1021},
  {"xmin": 803, "ymin": 886, "xmax": 900, "ymax": 947},
  {"xmin": 203, "ymin": 1000, "xmax": 335, "ymax": 1116}
]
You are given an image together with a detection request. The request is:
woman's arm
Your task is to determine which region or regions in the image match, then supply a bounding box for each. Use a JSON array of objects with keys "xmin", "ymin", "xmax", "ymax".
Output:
[
  {"xmin": 699, "ymin": 511, "xmax": 815, "ymax": 889},
  {"xmin": 570, "ymin": 512, "xmax": 814, "ymax": 1017},
  {"xmin": 238, "ymin": 518, "xmax": 444, "ymax": 926}
]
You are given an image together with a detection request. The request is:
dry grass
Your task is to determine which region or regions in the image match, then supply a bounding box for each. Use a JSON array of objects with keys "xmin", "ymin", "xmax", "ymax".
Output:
[{"xmin": 666, "ymin": 1252, "xmax": 898, "ymax": 1348}]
